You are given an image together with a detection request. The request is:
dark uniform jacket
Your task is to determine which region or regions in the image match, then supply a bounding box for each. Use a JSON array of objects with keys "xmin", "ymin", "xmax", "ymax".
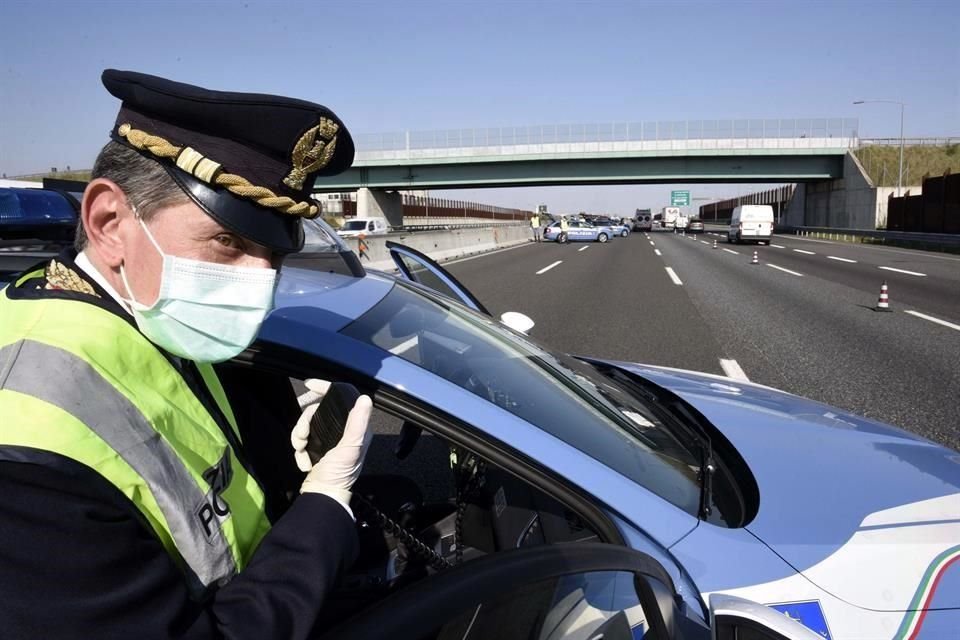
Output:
[{"xmin": 0, "ymin": 252, "xmax": 358, "ymax": 639}]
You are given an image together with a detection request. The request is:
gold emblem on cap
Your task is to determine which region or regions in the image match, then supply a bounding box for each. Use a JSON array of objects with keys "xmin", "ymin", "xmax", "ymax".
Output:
[{"xmin": 283, "ymin": 118, "xmax": 339, "ymax": 191}]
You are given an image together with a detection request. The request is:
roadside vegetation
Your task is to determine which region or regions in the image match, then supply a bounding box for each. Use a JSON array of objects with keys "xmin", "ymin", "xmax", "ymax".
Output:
[
  {"xmin": 854, "ymin": 144, "xmax": 959, "ymax": 188},
  {"xmin": 17, "ymin": 170, "xmax": 93, "ymax": 183}
]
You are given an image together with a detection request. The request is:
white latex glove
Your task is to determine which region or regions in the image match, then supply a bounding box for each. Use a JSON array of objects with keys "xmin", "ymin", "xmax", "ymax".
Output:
[{"xmin": 291, "ymin": 380, "xmax": 373, "ymax": 518}]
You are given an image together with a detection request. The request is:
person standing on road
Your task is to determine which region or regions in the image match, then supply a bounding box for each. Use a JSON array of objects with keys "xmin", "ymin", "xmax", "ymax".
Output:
[
  {"xmin": 530, "ymin": 212, "xmax": 541, "ymax": 242},
  {"xmin": 559, "ymin": 215, "xmax": 570, "ymax": 243},
  {"xmin": 0, "ymin": 70, "xmax": 371, "ymax": 639}
]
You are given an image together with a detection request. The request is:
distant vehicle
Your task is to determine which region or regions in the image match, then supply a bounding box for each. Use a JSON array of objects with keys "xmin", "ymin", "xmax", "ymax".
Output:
[
  {"xmin": 687, "ymin": 219, "xmax": 704, "ymax": 234},
  {"xmin": 660, "ymin": 207, "xmax": 680, "ymax": 229},
  {"xmin": 728, "ymin": 205, "xmax": 774, "ymax": 244},
  {"xmin": 337, "ymin": 216, "xmax": 390, "ymax": 238},
  {"xmin": 633, "ymin": 209, "xmax": 653, "ymax": 231},
  {"xmin": 675, "ymin": 215, "xmax": 689, "ymax": 231},
  {"xmin": 544, "ymin": 220, "xmax": 613, "ymax": 243}
]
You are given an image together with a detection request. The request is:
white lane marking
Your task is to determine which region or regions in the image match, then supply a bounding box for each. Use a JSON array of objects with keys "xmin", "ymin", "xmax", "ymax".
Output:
[
  {"xmin": 719, "ymin": 359, "xmax": 750, "ymax": 382},
  {"xmin": 903, "ymin": 310, "xmax": 960, "ymax": 332},
  {"xmin": 536, "ymin": 260, "xmax": 563, "ymax": 275},
  {"xmin": 827, "ymin": 255, "xmax": 857, "ymax": 263},
  {"xmin": 389, "ymin": 336, "xmax": 419, "ymax": 355},
  {"xmin": 664, "ymin": 267, "xmax": 683, "ymax": 285},
  {"xmin": 723, "ymin": 248, "xmax": 739, "ymax": 255},
  {"xmin": 578, "ymin": 245, "xmax": 589, "ymax": 252},
  {"xmin": 767, "ymin": 264, "xmax": 804, "ymax": 277},
  {"xmin": 879, "ymin": 266, "xmax": 927, "ymax": 277},
  {"xmin": 700, "ymin": 240, "xmax": 710, "ymax": 245},
  {"xmin": 771, "ymin": 244, "xmax": 786, "ymax": 248},
  {"xmin": 649, "ymin": 241, "xmax": 655, "ymax": 246},
  {"xmin": 793, "ymin": 249, "xmax": 816, "ymax": 255},
  {"xmin": 654, "ymin": 249, "xmax": 662, "ymax": 256}
]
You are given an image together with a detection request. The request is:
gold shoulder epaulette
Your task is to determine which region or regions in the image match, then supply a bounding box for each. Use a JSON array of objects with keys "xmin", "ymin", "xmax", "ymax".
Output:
[{"xmin": 45, "ymin": 260, "xmax": 100, "ymax": 298}]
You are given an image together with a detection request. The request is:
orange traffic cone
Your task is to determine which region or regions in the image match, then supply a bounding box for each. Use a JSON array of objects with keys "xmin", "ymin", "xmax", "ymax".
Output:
[
  {"xmin": 875, "ymin": 281, "xmax": 892, "ymax": 312},
  {"xmin": 751, "ymin": 250, "xmax": 759, "ymax": 265}
]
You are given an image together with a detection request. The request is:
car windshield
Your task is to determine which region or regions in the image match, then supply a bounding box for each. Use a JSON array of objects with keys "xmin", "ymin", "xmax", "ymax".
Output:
[
  {"xmin": 341, "ymin": 220, "xmax": 368, "ymax": 231},
  {"xmin": 341, "ymin": 280, "xmax": 706, "ymax": 518}
]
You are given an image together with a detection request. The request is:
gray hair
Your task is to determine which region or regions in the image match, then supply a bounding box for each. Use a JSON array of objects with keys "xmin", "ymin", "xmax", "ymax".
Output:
[{"xmin": 74, "ymin": 141, "xmax": 189, "ymax": 251}]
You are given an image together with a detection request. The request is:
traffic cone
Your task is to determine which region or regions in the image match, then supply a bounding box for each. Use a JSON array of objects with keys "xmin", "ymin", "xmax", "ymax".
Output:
[
  {"xmin": 713, "ymin": 239, "xmax": 718, "ymax": 249},
  {"xmin": 875, "ymin": 281, "xmax": 892, "ymax": 312},
  {"xmin": 751, "ymin": 250, "xmax": 759, "ymax": 265}
]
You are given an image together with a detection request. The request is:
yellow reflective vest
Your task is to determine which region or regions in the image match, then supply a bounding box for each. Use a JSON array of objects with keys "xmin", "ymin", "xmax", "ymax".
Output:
[{"xmin": 0, "ymin": 268, "xmax": 271, "ymax": 597}]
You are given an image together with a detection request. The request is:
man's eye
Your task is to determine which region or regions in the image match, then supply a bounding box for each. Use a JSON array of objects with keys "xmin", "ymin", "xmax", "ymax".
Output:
[{"xmin": 215, "ymin": 234, "xmax": 240, "ymax": 249}]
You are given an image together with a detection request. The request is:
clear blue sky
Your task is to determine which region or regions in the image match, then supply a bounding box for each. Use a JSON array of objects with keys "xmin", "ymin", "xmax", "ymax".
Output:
[{"xmin": 1, "ymin": 0, "xmax": 957, "ymax": 214}]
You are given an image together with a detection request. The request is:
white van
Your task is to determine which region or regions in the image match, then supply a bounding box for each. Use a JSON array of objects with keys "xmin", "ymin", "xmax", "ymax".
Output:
[
  {"xmin": 337, "ymin": 216, "xmax": 390, "ymax": 238},
  {"xmin": 729, "ymin": 205, "xmax": 774, "ymax": 244}
]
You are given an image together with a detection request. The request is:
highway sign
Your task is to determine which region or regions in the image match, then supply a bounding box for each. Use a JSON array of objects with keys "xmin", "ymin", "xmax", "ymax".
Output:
[{"xmin": 671, "ymin": 190, "xmax": 690, "ymax": 206}]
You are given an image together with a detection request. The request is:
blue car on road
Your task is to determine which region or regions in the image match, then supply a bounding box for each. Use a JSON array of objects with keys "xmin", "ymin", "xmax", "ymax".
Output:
[
  {"xmin": 257, "ymin": 221, "xmax": 959, "ymax": 639},
  {"xmin": 543, "ymin": 219, "xmax": 613, "ymax": 243}
]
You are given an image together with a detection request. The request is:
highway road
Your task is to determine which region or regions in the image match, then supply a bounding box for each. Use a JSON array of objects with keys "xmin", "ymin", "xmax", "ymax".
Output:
[{"xmin": 433, "ymin": 228, "xmax": 960, "ymax": 453}]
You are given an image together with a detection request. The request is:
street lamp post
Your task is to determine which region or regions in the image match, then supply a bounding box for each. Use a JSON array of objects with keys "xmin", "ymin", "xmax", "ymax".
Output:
[{"xmin": 853, "ymin": 99, "xmax": 905, "ymax": 197}]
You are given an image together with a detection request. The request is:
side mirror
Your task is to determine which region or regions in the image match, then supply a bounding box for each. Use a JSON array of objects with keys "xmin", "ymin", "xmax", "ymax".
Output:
[{"xmin": 500, "ymin": 311, "xmax": 535, "ymax": 334}]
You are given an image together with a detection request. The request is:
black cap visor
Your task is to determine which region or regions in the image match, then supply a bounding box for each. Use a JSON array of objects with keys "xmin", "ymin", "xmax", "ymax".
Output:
[{"xmin": 165, "ymin": 167, "xmax": 305, "ymax": 254}]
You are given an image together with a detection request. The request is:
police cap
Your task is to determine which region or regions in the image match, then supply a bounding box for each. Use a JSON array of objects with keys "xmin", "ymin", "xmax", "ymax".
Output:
[{"xmin": 102, "ymin": 69, "xmax": 354, "ymax": 253}]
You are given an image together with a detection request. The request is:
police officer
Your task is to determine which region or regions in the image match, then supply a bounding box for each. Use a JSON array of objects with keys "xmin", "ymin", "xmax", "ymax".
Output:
[
  {"xmin": 559, "ymin": 215, "xmax": 570, "ymax": 243},
  {"xmin": 0, "ymin": 71, "xmax": 370, "ymax": 638}
]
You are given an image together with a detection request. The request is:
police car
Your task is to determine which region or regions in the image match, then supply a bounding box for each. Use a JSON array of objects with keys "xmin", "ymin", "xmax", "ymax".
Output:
[
  {"xmin": 276, "ymin": 222, "xmax": 958, "ymax": 639},
  {"xmin": 543, "ymin": 219, "xmax": 614, "ymax": 243}
]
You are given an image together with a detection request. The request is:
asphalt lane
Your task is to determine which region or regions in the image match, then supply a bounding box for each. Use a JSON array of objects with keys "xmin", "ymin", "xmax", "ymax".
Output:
[
  {"xmin": 700, "ymin": 228, "xmax": 960, "ymax": 322},
  {"xmin": 434, "ymin": 230, "xmax": 958, "ymax": 452},
  {"xmin": 444, "ymin": 235, "xmax": 726, "ymax": 375},
  {"xmin": 655, "ymin": 230, "xmax": 960, "ymax": 451}
]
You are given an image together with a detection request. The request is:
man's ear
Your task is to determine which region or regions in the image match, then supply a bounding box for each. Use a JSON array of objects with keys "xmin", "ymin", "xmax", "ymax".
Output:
[{"xmin": 81, "ymin": 179, "xmax": 130, "ymax": 268}]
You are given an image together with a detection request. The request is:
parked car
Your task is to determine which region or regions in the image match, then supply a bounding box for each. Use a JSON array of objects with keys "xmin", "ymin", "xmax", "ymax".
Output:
[
  {"xmin": 728, "ymin": 205, "xmax": 774, "ymax": 245},
  {"xmin": 687, "ymin": 219, "xmax": 704, "ymax": 234},
  {"xmin": 543, "ymin": 220, "xmax": 613, "ymax": 243},
  {"xmin": 0, "ymin": 187, "xmax": 78, "ymax": 243}
]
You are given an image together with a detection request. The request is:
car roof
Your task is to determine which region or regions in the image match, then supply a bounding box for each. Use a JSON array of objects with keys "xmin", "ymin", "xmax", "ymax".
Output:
[{"xmin": 268, "ymin": 267, "xmax": 394, "ymax": 334}]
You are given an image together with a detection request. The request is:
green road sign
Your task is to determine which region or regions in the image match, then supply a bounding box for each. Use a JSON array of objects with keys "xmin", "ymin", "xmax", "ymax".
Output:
[{"xmin": 671, "ymin": 190, "xmax": 690, "ymax": 206}]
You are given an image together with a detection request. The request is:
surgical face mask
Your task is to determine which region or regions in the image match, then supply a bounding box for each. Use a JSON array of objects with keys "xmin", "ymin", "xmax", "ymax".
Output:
[{"xmin": 120, "ymin": 218, "xmax": 277, "ymax": 363}]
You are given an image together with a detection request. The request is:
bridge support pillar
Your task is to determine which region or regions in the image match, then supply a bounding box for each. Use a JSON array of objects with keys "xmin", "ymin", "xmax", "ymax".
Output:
[{"xmin": 356, "ymin": 188, "xmax": 403, "ymax": 228}]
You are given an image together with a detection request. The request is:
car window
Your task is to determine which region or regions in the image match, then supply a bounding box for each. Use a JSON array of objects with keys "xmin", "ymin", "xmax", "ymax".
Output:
[
  {"xmin": 341, "ymin": 281, "xmax": 712, "ymax": 520},
  {"xmin": 341, "ymin": 220, "xmax": 367, "ymax": 231}
]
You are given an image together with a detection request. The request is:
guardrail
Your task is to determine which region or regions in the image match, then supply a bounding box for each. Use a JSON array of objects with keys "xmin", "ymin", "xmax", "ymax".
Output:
[
  {"xmin": 785, "ymin": 226, "xmax": 960, "ymax": 253},
  {"xmin": 355, "ymin": 118, "xmax": 861, "ymax": 152},
  {"xmin": 386, "ymin": 221, "xmax": 525, "ymax": 233}
]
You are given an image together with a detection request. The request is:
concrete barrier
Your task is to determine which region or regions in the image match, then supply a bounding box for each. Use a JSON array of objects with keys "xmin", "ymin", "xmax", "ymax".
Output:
[{"xmin": 346, "ymin": 225, "xmax": 532, "ymax": 271}]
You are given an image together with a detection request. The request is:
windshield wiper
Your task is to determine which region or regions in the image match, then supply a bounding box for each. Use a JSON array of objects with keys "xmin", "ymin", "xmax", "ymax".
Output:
[{"xmin": 590, "ymin": 362, "xmax": 718, "ymax": 519}]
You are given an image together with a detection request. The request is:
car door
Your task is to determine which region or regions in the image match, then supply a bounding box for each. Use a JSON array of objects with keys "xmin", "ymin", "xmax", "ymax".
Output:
[
  {"xmin": 572, "ymin": 221, "xmax": 589, "ymax": 240},
  {"xmin": 386, "ymin": 241, "xmax": 491, "ymax": 315},
  {"xmin": 318, "ymin": 543, "xmax": 710, "ymax": 640},
  {"xmin": 317, "ymin": 543, "xmax": 819, "ymax": 640}
]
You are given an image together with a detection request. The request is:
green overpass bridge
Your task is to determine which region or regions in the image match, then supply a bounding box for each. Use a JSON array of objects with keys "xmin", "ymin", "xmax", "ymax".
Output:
[{"xmin": 311, "ymin": 118, "xmax": 859, "ymax": 191}]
